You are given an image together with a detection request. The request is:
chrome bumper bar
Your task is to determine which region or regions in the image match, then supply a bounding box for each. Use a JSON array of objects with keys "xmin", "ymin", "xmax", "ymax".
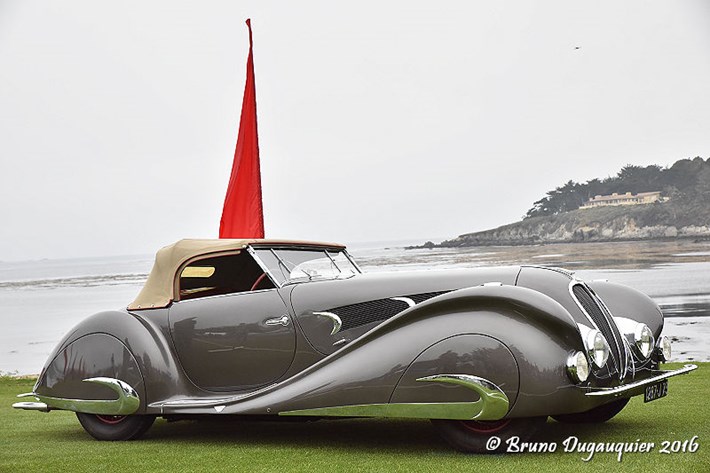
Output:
[
  {"xmin": 12, "ymin": 401, "xmax": 49, "ymax": 412},
  {"xmin": 585, "ymin": 364, "xmax": 697, "ymax": 398}
]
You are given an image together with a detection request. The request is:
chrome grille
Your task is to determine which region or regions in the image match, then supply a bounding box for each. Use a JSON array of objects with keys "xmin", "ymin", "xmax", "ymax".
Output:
[{"xmin": 572, "ymin": 283, "xmax": 627, "ymax": 378}]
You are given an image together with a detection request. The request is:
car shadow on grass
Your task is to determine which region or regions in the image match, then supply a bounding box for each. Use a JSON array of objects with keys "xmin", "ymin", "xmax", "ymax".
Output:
[
  {"xmin": 143, "ymin": 417, "xmax": 446, "ymax": 453},
  {"xmin": 133, "ymin": 416, "xmax": 651, "ymax": 454}
]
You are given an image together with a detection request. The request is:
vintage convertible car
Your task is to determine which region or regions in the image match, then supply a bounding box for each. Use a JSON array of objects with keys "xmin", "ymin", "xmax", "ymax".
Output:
[{"xmin": 14, "ymin": 239, "xmax": 696, "ymax": 452}]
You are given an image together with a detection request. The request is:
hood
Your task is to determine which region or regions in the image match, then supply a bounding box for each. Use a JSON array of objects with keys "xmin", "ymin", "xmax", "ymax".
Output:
[{"xmin": 289, "ymin": 266, "xmax": 521, "ymax": 316}]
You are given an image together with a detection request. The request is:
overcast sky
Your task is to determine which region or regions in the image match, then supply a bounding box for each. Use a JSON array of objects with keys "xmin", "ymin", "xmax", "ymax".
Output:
[{"xmin": 1, "ymin": 1, "xmax": 709, "ymax": 261}]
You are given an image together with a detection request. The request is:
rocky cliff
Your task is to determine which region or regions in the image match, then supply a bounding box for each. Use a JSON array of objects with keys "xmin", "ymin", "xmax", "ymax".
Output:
[{"xmin": 439, "ymin": 203, "xmax": 710, "ymax": 247}]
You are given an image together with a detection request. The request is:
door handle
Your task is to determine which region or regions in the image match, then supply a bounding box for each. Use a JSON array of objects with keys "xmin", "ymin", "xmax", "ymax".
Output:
[{"xmin": 264, "ymin": 315, "xmax": 290, "ymax": 327}]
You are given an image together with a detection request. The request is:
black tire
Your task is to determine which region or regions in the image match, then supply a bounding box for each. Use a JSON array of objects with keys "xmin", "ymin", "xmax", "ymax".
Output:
[
  {"xmin": 431, "ymin": 416, "xmax": 547, "ymax": 453},
  {"xmin": 552, "ymin": 398, "xmax": 629, "ymax": 424},
  {"xmin": 76, "ymin": 413, "xmax": 156, "ymax": 441}
]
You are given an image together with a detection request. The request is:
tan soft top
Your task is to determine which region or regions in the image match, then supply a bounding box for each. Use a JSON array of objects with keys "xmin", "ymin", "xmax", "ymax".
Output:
[{"xmin": 128, "ymin": 238, "xmax": 345, "ymax": 310}]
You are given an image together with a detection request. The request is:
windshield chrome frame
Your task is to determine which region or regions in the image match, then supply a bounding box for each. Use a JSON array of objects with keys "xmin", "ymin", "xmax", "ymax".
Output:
[
  {"xmin": 342, "ymin": 250, "xmax": 363, "ymax": 274},
  {"xmin": 246, "ymin": 246, "xmax": 285, "ymax": 288},
  {"xmin": 247, "ymin": 245, "xmax": 362, "ymax": 288}
]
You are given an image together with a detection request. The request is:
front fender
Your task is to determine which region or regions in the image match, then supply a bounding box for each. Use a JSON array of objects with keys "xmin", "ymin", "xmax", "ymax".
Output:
[
  {"xmin": 390, "ymin": 334, "xmax": 520, "ymax": 414},
  {"xmin": 587, "ymin": 281, "xmax": 664, "ymax": 337}
]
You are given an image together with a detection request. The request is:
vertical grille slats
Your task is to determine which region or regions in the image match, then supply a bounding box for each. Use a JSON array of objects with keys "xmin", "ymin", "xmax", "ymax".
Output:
[{"xmin": 572, "ymin": 284, "xmax": 627, "ymax": 378}]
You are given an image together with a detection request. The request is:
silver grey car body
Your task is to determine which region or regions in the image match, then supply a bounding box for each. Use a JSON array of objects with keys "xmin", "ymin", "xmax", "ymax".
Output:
[{"xmin": 13, "ymin": 239, "xmax": 696, "ymax": 450}]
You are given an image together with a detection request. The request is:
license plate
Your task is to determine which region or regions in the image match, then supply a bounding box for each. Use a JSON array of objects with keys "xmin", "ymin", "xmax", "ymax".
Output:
[{"xmin": 644, "ymin": 379, "xmax": 668, "ymax": 403}]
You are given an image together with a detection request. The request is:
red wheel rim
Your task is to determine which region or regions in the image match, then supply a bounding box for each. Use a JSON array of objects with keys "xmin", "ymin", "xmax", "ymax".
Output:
[
  {"xmin": 459, "ymin": 419, "xmax": 512, "ymax": 433},
  {"xmin": 96, "ymin": 415, "xmax": 127, "ymax": 425}
]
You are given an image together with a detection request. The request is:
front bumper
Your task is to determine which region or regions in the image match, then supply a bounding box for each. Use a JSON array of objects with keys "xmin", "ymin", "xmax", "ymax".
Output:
[{"xmin": 585, "ymin": 364, "xmax": 697, "ymax": 398}]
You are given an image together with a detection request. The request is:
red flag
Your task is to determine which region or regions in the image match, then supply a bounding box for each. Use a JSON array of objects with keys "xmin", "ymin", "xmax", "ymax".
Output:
[{"xmin": 220, "ymin": 19, "xmax": 265, "ymax": 238}]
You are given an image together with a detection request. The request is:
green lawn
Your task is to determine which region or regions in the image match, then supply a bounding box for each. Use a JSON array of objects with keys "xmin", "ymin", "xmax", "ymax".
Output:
[{"xmin": 1, "ymin": 363, "xmax": 708, "ymax": 472}]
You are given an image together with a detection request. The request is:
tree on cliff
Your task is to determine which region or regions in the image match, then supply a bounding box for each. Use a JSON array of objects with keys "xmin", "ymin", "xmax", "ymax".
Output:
[{"xmin": 523, "ymin": 157, "xmax": 710, "ymax": 219}]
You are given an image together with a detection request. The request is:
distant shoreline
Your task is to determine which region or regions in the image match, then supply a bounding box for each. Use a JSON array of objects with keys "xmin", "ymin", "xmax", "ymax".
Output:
[{"xmin": 408, "ymin": 234, "xmax": 710, "ymax": 250}]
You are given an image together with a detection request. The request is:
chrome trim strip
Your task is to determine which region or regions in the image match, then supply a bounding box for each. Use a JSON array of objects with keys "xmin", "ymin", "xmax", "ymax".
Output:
[
  {"xmin": 12, "ymin": 377, "xmax": 140, "ymax": 415},
  {"xmin": 151, "ymin": 398, "xmax": 233, "ymax": 409},
  {"xmin": 592, "ymin": 291, "xmax": 634, "ymax": 377},
  {"xmin": 312, "ymin": 311, "xmax": 343, "ymax": 335},
  {"xmin": 12, "ymin": 401, "xmax": 49, "ymax": 412},
  {"xmin": 585, "ymin": 364, "xmax": 697, "ymax": 397},
  {"xmin": 417, "ymin": 374, "xmax": 510, "ymax": 420},
  {"xmin": 279, "ymin": 374, "xmax": 509, "ymax": 421},
  {"xmin": 390, "ymin": 297, "xmax": 415, "ymax": 308}
]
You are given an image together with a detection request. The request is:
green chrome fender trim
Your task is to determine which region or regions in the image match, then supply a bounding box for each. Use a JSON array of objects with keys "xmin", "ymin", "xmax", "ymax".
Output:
[{"xmin": 279, "ymin": 373, "xmax": 510, "ymax": 420}]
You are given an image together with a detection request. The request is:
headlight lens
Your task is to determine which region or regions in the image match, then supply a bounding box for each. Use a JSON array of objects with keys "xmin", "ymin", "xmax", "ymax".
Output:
[
  {"xmin": 585, "ymin": 330, "xmax": 610, "ymax": 368},
  {"xmin": 657, "ymin": 335, "xmax": 672, "ymax": 361},
  {"xmin": 566, "ymin": 351, "xmax": 589, "ymax": 383},
  {"xmin": 635, "ymin": 324, "xmax": 654, "ymax": 358}
]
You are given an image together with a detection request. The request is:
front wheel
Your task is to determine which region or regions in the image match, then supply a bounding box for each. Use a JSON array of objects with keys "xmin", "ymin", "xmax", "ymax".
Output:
[
  {"xmin": 431, "ymin": 416, "xmax": 547, "ymax": 453},
  {"xmin": 552, "ymin": 398, "xmax": 629, "ymax": 424},
  {"xmin": 76, "ymin": 413, "xmax": 155, "ymax": 441}
]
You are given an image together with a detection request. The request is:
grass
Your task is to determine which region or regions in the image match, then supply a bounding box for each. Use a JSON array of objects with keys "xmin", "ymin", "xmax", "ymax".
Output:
[{"xmin": 1, "ymin": 363, "xmax": 708, "ymax": 472}]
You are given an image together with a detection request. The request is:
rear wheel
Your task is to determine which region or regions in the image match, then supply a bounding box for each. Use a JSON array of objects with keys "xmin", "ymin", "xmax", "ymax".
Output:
[
  {"xmin": 431, "ymin": 416, "xmax": 547, "ymax": 453},
  {"xmin": 552, "ymin": 398, "xmax": 629, "ymax": 423},
  {"xmin": 76, "ymin": 413, "xmax": 155, "ymax": 441}
]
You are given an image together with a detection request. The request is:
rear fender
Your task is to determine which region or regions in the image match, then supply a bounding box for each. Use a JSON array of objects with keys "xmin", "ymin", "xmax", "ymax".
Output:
[
  {"xmin": 34, "ymin": 333, "xmax": 143, "ymax": 414},
  {"xmin": 33, "ymin": 309, "xmax": 192, "ymax": 414}
]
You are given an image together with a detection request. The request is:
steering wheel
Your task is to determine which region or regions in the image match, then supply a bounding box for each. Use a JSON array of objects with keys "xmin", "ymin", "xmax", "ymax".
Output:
[{"xmin": 250, "ymin": 272, "xmax": 268, "ymax": 291}]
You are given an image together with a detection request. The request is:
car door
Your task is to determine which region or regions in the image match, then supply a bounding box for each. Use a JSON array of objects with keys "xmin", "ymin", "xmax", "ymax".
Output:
[{"xmin": 168, "ymin": 252, "xmax": 295, "ymax": 391}]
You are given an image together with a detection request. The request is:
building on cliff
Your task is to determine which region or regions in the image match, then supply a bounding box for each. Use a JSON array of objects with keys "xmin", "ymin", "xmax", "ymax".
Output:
[{"xmin": 580, "ymin": 191, "xmax": 667, "ymax": 209}]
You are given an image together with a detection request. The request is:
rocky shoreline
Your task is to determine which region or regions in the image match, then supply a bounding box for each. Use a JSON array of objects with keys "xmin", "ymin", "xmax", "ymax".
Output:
[{"xmin": 411, "ymin": 205, "xmax": 710, "ymax": 248}]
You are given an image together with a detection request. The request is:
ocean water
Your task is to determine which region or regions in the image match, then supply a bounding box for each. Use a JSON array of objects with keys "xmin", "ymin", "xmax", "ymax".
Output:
[{"xmin": 1, "ymin": 241, "xmax": 708, "ymax": 375}]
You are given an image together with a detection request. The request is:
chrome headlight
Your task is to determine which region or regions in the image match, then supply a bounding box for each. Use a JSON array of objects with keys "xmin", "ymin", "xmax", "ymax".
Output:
[
  {"xmin": 586, "ymin": 330, "xmax": 609, "ymax": 369},
  {"xmin": 634, "ymin": 324, "xmax": 654, "ymax": 358},
  {"xmin": 566, "ymin": 351, "xmax": 589, "ymax": 383},
  {"xmin": 578, "ymin": 325, "xmax": 610, "ymax": 369},
  {"xmin": 656, "ymin": 335, "xmax": 672, "ymax": 362},
  {"xmin": 614, "ymin": 317, "xmax": 656, "ymax": 359}
]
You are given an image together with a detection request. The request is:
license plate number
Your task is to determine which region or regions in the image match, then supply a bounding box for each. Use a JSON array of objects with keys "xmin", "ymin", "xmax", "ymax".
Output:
[{"xmin": 644, "ymin": 379, "xmax": 668, "ymax": 403}]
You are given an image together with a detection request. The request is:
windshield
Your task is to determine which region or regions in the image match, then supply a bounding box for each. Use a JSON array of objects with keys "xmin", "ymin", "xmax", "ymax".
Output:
[{"xmin": 251, "ymin": 247, "xmax": 360, "ymax": 286}]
